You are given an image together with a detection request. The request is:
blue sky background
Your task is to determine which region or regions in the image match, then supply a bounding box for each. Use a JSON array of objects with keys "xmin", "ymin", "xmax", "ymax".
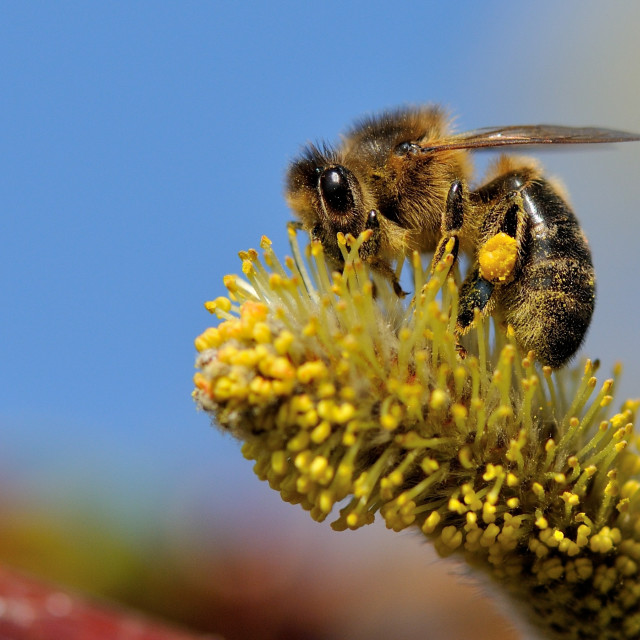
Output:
[{"xmin": 2, "ymin": 3, "xmax": 640, "ymax": 636}]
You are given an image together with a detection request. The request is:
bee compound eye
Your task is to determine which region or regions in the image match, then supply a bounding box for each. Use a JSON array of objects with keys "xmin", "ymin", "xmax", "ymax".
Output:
[{"xmin": 319, "ymin": 166, "xmax": 354, "ymax": 215}]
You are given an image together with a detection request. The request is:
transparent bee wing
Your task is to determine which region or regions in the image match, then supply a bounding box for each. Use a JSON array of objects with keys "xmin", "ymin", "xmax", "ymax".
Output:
[{"xmin": 421, "ymin": 125, "xmax": 640, "ymax": 152}]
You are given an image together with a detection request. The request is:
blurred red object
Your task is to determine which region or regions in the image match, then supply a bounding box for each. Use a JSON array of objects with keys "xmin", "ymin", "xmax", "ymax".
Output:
[{"xmin": 0, "ymin": 564, "xmax": 221, "ymax": 640}]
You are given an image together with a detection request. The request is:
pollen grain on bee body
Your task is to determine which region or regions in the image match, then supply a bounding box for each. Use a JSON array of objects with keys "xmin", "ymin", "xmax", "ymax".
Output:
[{"xmin": 193, "ymin": 227, "xmax": 640, "ymax": 640}]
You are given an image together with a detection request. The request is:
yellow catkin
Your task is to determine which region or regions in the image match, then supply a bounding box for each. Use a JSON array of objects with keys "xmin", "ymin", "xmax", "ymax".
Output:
[{"xmin": 194, "ymin": 229, "xmax": 640, "ymax": 640}]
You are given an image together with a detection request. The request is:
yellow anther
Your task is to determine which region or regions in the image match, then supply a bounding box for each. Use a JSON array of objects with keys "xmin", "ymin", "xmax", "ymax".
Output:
[
  {"xmin": 193, "ymin": 372, "xmax": 210, "ymax": 392},
  {"xmin": 421, "ymin": 458, "xmax": 439, "ymax": 474},
  {"xmin": 311, "ymin": 421, "xmax": 332, "ymax": 444},
  {"xmin": 297, "ymin": 360, "xmax": 329, "ymax": 383},
  {"xmin": 561, "ymin": 492, "xmax": 580, "ymax": 506},
  {"xmin": 270, "ymin": 450, "xmax": 288, "ymax": 475},
  {"xmin": 260, "ymin": 356, "xmax": 296, "ymax": 379},
  {"xmin": 288, "ymin": 431, "xmax": 310, "ymax": 452},
  {"xmin": 252, "ymin": 321, "xmax": 272, "ymax": 343},
  {"xmin": 242, "ymin": 259, "xmax": 254, "ymax": 275},
  {"xmin": 429, "ymin": 388, "xmax": 448, "ymax": 410},
  {"xmin": 483, "ymin": 464, "xmax": 503, "ymax": 481},
  {"xmin": 223, "ymin": 273, "xmax": 238, "ymax": 293},
  {"xmin": 441, "ymin": 525, "xmax": 463, "ymax": 550},
  {"xmin": 448, "ymin": 498, "xmax": 467, "ymax": 515},
  {"xmin": 309, "ymin": 456, "xmax": 330, "ymax": 481},
  {"xmin": 303, "ymin": 317, "xmax": 318, "ymax": 336},
  {"xmin": 333, "ymin": 403, "xmax": 356, "ymax": 424},
  {"xmin": 380, "ymin": 413, "xmax": 400, "ymax": 430},
  {"xmin": 317, "ymin": 382, "xmax": 336, "ymax": 398},
  {"xmin": 482, "ymin": 502, "xmax": 497, "ymax": 523},
  {"xmin": 194, "ymin": 327, "xmax": 221, "ymax": 351},
  {"xmin": 422, "ymin": 511, "xmax": 441, "ymax": 534},
  {"xmin": 532, "ymin": 482, "xmax": 545, "ymax": 499},
  {"xmin": 458, "ymin": 446, "xmax": 473, "ymax": 469},
  {"xmin": 242, "ymin": 300, "xmax": 268, "ymax": 321},
  {"xmin": 293, "ymin": 449, "xmax": 313, "ymax": 472}
]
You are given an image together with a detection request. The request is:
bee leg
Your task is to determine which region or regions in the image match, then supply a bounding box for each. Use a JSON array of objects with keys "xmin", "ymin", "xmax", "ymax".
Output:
[
  {"xmin": 363, "ymin": 210, "xmax": 407, "ymax": 297},
  {"xmin": 475, "ymin": 189, "xmax": 526, "ymax": 286},
  {"xmin": 370, "ymin": 258, "xmax": 407, "ymax": 297},
  {"xmin": 310, "ymin": 223, "xmax": 324, "ymax": 243},
  {"xmin": 456, "ymin": 266, "xmax": 496, "ymax": 333},
  {"xmin": 455, "ymin": 190, "xmax": 525, "ymax": 335},
  {"xmin": 431, "ymin": 180, "xmax": 463, "ymax": 271}
]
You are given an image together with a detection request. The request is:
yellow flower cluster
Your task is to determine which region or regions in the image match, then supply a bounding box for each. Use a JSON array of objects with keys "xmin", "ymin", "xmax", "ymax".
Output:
[{"xmin": 193, "ymin": 226, "xmax": 640, "ymax": 639}]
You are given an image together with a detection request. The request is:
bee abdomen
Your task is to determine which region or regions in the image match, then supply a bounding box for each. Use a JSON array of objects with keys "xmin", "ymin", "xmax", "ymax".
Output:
[{"xmin": 499, "ymin": 257, "xmax": 596, "ymax": 368}]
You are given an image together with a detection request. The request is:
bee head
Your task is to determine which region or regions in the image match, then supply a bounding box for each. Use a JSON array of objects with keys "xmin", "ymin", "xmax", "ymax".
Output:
[{"xmin": 286, "ymin": 145, "xmax": 367, "ymax": 258}]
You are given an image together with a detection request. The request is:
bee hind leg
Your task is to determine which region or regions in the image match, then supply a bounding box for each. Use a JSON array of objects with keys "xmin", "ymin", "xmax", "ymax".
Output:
[
  {"xmin": 431, "ymin": 180, "xmax": 463, "ymax": 271},
  {"xmin": 456, "ymin": 266, "xmax": 496, "ymax": 334}
]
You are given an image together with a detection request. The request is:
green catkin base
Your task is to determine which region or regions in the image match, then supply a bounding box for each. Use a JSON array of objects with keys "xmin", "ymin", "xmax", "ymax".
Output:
[{"xmin": 194, "ymin": 227, "xmax": 640, "ymax": 640}]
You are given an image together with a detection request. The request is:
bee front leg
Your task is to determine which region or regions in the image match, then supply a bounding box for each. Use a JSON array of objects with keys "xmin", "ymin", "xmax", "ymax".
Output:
[
  {"xmin": 362, "ymin": 209, "xmax": 407, "ymax": 297},
  {"xmin": 431, "ymin": 180, "xmax": 463, "ymax": 271}
]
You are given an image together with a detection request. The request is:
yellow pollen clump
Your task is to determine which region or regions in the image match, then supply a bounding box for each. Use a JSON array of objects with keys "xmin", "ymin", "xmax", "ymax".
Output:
[{"xmin": 478, "ymin": 232, "xmax": 518, "ymax": 282}]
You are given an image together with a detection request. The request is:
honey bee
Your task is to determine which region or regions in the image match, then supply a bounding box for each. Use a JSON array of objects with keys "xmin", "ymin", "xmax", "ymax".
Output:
[{"xmin": 286, "ymin": 106, "xmax": 639, "ymax": 368}]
